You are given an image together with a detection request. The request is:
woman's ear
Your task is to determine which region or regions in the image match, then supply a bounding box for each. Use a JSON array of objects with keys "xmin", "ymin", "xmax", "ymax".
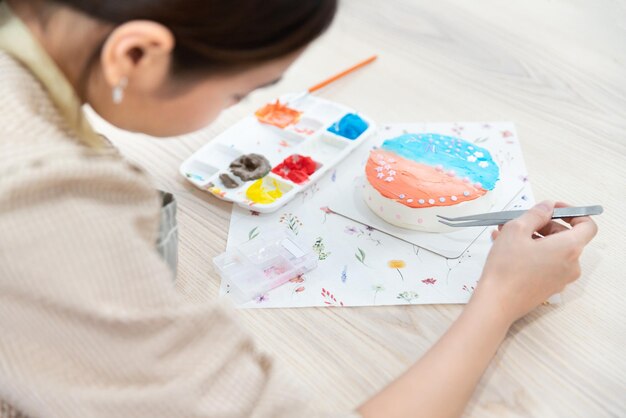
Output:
[{"xmin": 100, "ymin": 21, "xmax": 175, "ymax": 92}]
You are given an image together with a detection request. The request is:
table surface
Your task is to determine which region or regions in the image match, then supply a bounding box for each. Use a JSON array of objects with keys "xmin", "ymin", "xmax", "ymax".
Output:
[{"xmin": 89, "ymin": 0, "xmax": 626, "ymax": 416}]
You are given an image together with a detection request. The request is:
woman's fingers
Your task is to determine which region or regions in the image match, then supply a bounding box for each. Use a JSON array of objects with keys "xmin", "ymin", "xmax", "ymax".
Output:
[
  {"xmin": 497, "ymin": 201, "xmax": 596, "ymax": 246},
  {"xmin": 542, "ymin": 201, "xmax": 598, "ymax": 246},
  {"xmin": 507, "ymin": 201, "xmax": 555, "ymax": 235},
  {"xmin": 541, "ymin": 216, "xmax": 597, "ymax": 257},
  {"xmin": 536, "ymin": 220, "xmax": 569, "ymax": 237},
  {"xmin": 568, "ymin": 216, "xmax": 598, "ymax": 245},
  {"xmin": 553, "ymin": 201, "xmax": 575, "ymax": 225}
]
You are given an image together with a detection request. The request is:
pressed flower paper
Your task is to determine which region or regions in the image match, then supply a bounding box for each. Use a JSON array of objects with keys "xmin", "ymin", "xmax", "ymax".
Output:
[{"xmin": 220, "ymin": 122, "xmax": 534, "ymax": 308}]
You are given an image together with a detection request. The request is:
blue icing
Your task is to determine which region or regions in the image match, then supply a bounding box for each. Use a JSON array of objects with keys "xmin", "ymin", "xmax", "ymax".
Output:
[
  {"xmin": 327, "ymin": 113, "xmax": 369, "ymax": 140},
  {"xmin": 381, "ymin": 133, "xmax": 499, "ymax": 190}
]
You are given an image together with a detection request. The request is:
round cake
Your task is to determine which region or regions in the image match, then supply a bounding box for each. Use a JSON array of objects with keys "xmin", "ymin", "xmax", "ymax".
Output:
[{"xmin": 364, "ymin": 133, "xmax": 500, "ymax": 232}]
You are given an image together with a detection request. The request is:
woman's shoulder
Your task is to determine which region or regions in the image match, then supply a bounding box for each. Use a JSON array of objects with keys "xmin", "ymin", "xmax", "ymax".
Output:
[
  {"xmin": 0, "ymin": 50, "xmax": 73, "ymax": 142},
  {"xmin": 1, "ymin": 50, "xmax": 103, "ymax": 147},
  {"xmin": 0, "ymin": 51, "xmax": 80, "ymax": 162},
  {"xmin": 0, "ymin": 50, "xmax": 156, "ymax": 198}
]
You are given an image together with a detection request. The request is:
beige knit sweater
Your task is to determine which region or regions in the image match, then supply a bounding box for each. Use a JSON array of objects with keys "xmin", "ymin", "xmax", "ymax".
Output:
[{"xmin": 0, "ymin": 4, "xmax": 357, "ymax": 418}]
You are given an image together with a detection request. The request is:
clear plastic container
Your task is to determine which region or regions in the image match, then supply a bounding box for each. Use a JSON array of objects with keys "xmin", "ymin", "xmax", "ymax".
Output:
[{"xmin": 213, "ymin": 230, "xmax": 318, "ymax": 303}]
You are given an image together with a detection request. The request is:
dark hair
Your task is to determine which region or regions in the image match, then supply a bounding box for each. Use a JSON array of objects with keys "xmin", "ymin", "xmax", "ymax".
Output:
[{"xmin": 46, "ymin": 0, "xmax": 337, "ymax": 74}]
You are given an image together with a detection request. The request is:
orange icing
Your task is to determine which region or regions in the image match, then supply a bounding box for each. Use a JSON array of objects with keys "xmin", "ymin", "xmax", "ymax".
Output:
[
  {"xmin": 365, "ymin": 149, "xmax": 486, "ymax": 208},
  {"xmin": 255, "ymin": 100, "xmax": 302, "ymax": 129}
]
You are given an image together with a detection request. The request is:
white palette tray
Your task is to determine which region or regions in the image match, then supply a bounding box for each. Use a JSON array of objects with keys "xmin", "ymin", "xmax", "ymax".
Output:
[{"xmin": 180, "ymin": 94, "xmax": 376, "ymax": 213}]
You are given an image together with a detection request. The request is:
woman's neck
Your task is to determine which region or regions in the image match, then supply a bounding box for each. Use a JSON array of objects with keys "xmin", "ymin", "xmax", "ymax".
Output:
[{"xmin": 7, "ymin": 0, "xmax": 109, "ymax": 101}]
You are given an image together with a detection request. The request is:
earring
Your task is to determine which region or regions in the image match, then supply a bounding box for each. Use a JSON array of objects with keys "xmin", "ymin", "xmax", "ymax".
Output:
[{"xmin": 112, "ymin": 77, "xmax": 128, "ymax": 104}]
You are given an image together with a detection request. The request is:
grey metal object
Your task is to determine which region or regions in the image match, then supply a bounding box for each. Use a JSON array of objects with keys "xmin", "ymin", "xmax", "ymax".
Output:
[
  {"xmin": 156, "ymin": 191, "xmax": 179, "ymax": 275},
  {"xmin": 438, "ymin": 205, "xmax": 603, "ymax": 228}
]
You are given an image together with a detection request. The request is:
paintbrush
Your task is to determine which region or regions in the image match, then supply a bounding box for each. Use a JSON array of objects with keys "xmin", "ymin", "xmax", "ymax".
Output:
[{"xmin": 285, "ymin": 54, "xmax": 378, "ymax": 105}]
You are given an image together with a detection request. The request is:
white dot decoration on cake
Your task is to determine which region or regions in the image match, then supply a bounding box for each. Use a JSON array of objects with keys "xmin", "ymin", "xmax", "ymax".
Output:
[{"xmin": 363, "ymin": 132, "xmax": 500, "ymax": 232}]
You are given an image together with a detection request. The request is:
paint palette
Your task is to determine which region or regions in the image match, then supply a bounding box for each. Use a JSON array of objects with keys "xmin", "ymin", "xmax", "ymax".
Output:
[{"xmin": 180, "ymin": 93, "xmax": 376, "ymax": 213}]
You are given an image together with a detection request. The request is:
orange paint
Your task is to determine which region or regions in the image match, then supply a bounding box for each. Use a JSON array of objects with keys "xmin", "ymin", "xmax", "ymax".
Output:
[
  {"xmin": 255, "ymin": 100, "xmax": 302, "ymax": 129},
  {"xmin": 207, "ymin": 186, "xmax": 226, "ymax": 198},
  {"xmin": 366, "ymin": 150, "xmax": 486, "ymax": 208}
]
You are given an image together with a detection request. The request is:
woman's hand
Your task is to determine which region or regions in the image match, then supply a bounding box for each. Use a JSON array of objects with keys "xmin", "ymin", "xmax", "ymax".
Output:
[
  {"xmin": 473, "ymin": 201, "xmax": 598, "ymax": 324},
  {"xmin": 359, "ymin": 201, "xmax": 598, "ymax": 418}
]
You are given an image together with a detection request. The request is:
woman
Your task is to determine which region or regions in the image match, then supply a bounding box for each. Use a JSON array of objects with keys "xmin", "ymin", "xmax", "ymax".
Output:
[{"xmin": 0, "ymin": 1, "xmax": 597, "ymax": 417}]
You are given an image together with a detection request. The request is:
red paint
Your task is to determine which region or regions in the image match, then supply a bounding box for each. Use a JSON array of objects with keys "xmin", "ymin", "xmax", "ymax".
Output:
[{"xmin": 272, "ymin": 154, "xmax": 318, "ymax": 184}]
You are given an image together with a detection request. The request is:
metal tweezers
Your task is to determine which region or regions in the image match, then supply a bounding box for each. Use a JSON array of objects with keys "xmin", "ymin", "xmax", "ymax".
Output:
[{"xmin": 437, "ymin": 205, "xmax": 603, "ymax": 228}]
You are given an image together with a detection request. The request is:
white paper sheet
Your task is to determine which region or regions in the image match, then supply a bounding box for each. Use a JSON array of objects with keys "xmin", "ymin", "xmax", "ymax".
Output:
[{"xmin": 222, "ymin": 122, "xmax": 535, "ymax": 308}]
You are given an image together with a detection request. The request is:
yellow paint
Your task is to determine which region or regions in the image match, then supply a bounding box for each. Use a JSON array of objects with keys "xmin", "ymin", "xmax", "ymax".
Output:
[
  {"xmin": 246, "ymin": 178, "xmax": 283, "ymax": 204},
  {"xmin": 208, "ymin": 186, "xmax": 226, "ymax": 198}
]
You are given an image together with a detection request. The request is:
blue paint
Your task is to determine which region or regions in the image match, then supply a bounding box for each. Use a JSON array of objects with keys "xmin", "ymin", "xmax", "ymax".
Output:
[
  {"xmin": 186, "ymin": 172, "xmax": 204, "ymax": 182},
  {"xmin": 327, "ymin": 113, "xmax": 369, "ymax": 140},
  {"xmin": 381, "ymin": 133, "xmax": 499, "ymax": 190}
]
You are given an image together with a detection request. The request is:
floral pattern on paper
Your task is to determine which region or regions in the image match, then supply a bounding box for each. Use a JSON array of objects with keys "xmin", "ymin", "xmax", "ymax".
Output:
[
  {"xmin": 220, "ymin": 122, "xmax": 533, "ymax": 309},
  {"xmin": 321, "ymin": 287, "xmax": 344, "ymax": 306},
  {"xmin": 247, "ymin": 226, "xmax": 260, "ymax": 241},
  {"xmin": 280, "ymin": 213, "xmax": 303, "ymax": 235},
  {"xmin": 355, "ymin": 248, "xmax": 367, "ymax": 266},
  {"xmin": 344, "ymin": 225, "xmax": 382, "ymax": 246},
  {"xmin": 397, "ymin": 291, "xmax": 419, "ymax": 303},
  {"xmin": 372, "ymin": 284, "xmax": 385, "ymax": 304},
  {"xmin": 312, "ymin": 237, "xmax": 331, "ymax": 260}
]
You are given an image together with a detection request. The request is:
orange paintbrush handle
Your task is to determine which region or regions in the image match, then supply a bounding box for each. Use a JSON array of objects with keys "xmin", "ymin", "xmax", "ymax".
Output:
[{"xmin": 307, "ymin": 54, "xmax": 378, "ymax": 93}]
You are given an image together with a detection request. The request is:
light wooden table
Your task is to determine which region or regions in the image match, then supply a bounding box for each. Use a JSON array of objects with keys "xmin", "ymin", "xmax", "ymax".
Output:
[{"xmin": 90, "ymin": 0, "xmax": 626, "ymax": 416}]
